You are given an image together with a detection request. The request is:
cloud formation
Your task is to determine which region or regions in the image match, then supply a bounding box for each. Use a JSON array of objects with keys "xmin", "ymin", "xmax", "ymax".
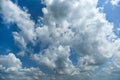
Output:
[
  {"xmin": 1, "ymin": 0, "xmax": 120, "ymax": 80},
  {"xmin": 0, "ymin": 53, "xmax": 43, "ymax": 80}
]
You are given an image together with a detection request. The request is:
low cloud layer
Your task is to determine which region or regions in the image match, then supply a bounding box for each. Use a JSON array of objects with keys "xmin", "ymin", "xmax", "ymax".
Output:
[{"xmin": 1, "ymin": 0, "xmax": 120, "ymax": 80}]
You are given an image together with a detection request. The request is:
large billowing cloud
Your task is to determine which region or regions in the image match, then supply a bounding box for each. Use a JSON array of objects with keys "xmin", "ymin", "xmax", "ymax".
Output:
[{"xmin": 1, "ymin": 0, "xmax": 120, "ymax": 80}]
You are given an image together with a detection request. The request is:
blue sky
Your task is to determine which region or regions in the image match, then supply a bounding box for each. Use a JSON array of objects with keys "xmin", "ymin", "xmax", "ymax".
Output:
[{"xmin": 0, "ymin": 0, "xmax": 120, "ymax": 80}]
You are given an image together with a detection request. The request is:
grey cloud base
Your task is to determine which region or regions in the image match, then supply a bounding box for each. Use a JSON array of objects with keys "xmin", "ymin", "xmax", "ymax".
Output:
[{"xmin": 1, "ymin": 0, "xmax": 120, "ymax": 80}]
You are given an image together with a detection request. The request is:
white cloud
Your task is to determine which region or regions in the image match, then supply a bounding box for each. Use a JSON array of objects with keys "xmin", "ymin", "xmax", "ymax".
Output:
[
  {"xmin": 34, "ymin": 0, "xmax": 120, "ymax": 78},
  {"xmin": 39, "ymin": 0, "xmax": 116, "ymax": 73},
  {"xmin": 33, "ymin": 45, "xmax": 79, "ymax": 75},
  {"xmin": 0, "ymin": 53, "xmax": 44, "ymax": 80},
  {"xmin": 110, "ymin": 0, "xmax": 120, "ymax": 6},
  {"xmin": 1, "ymin": 0, "xmax": 120, "ymax": 80},
  {"xmin": 0, "ymin": 53, "xmax": 22, "ymax": 70}
]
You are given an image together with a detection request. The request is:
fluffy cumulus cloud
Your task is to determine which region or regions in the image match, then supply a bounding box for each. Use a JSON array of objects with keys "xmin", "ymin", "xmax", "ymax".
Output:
[
  {"xmin": 1, "ymin": 0, "xmax": 120, "ymax": 80},
  {"xmin": 0, "ymin": 53, "xmax": 22, "ymax": 70},
  {"xmin": 0, "ymin": 53, "xmax": 43, "ymax": 80}
]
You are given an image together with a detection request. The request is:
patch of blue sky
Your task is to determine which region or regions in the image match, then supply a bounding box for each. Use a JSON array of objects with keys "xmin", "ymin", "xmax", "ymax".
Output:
[
  {"xmin": 12, "ymin": 0, "xmax": 45, "ymax": 22},
  {"xmin": 17, "ymin": 55, "xmax": 54, "ymax": 74},
  {"xmin": 0, "ymin": 16, "xmax": 20, "ymax": 54},
  {"xmin": 69, "ymin": 48, "xmax": 78, "ymax": 65},
  {"xmin": 26, "ymin": 41, "xmax": 49, "ymax": 54}
]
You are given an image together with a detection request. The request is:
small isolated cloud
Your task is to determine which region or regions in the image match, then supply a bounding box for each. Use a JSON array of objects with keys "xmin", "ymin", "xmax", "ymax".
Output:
[
  {"xmin": 110, "ymin": 0, "xmax": 120, "ymax": 6},
  {"xmin": 1, "ymin": 0, "xmax": 120, "ymax": 80}
]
